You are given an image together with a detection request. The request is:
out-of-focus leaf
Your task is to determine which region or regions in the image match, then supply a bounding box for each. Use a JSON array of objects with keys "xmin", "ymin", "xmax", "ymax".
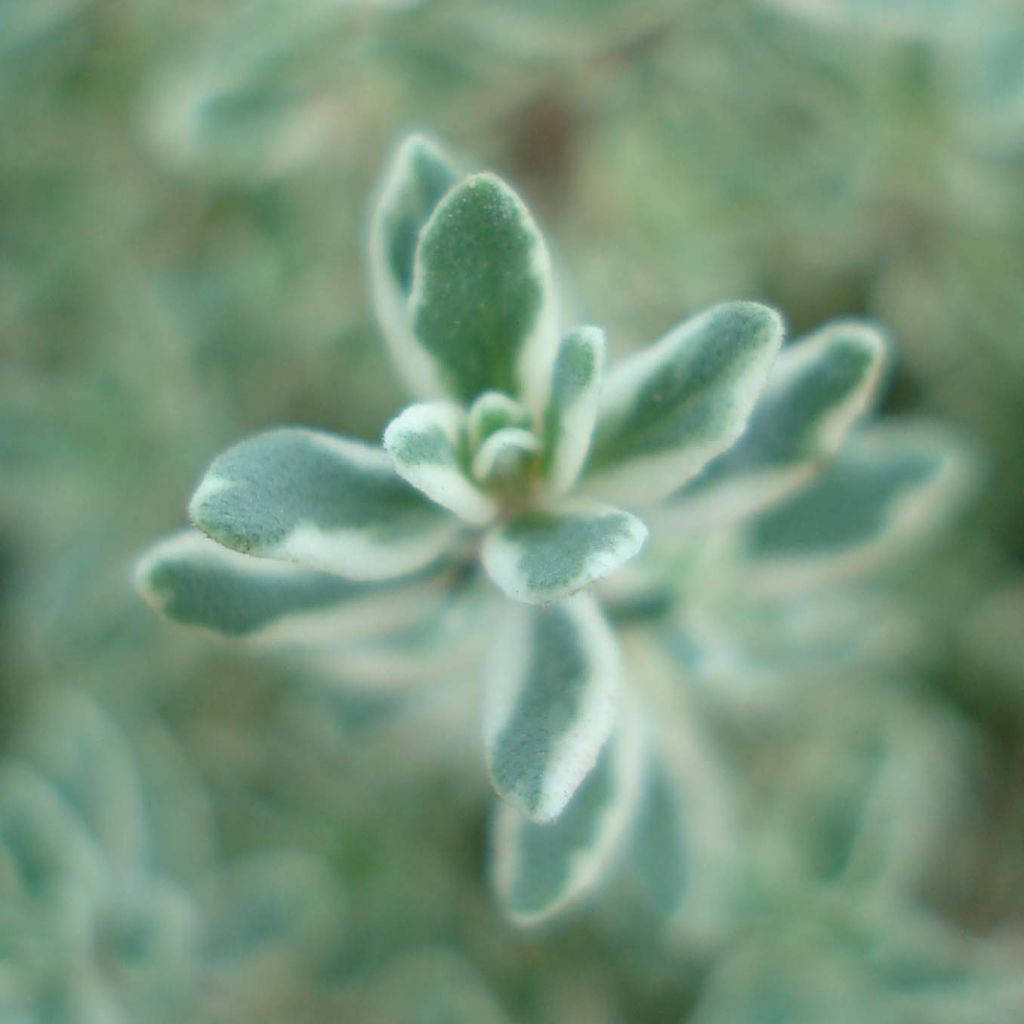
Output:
[{"xmin": 135, "ymin": 531, "xmax": 455, "ymax": 643}]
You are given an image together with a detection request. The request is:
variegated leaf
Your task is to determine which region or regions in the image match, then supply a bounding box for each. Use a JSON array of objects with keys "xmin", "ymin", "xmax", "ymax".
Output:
[
  {"xmin": 541, "ymin": 326, "xmax": 605, "ymax": 496},
  {"xmin": 623, "ymin": 637, "xmax": 741, "ymax": 938},
  {"xmin": 135, "ymin": 530, "xmax": 454, "ymax": 643},
  {"xmin": 484, "ymin": 594, "xmax": 620, "ymax": 823},
  {"xmin": 466, "ymin": 391, "xmax": 534, "ymax": 452},
  {"xmin": 471, "ymin": 427, "xmax": 540, "ymax": 488},
  {"xmin": 492, "ymin": 703, "xmax": 647, "ymax": 926},
  {"xmin": 582, "ymin": 302, "xmax": 783, "ymax": 507},
  {"xmin": 383, "ymin": 402, "xmax": 497, "ymax": 524},
  {"xmin": 189, "ymin": 427, "xmax": 458, "ymax": 579},
  {"xmin": 745, "ymin": 423, "xmax": 970, "ymax": 589},
  {"xmin": 482, "ymin": 502, "xmax": 647, "ymax": 604},
  {"xmin": 409, "ymin": 173, "xmax": 559, "ymax": 407},
  {"xmin": 368, "ymin": 133, "xmax": 459, "ymax": 398},
  {"xmin": 660, "ymin": 321, "xmax": 886, "ymax": 532}
]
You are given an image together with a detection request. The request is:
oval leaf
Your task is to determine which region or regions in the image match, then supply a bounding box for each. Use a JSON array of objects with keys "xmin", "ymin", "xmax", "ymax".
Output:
[
  {"xmin": 189, "ymin": 427, "xmax": 457, "ymax": 580},
  {"xmin": 660, "ymin": 320, "xmax": 885, "ymax": 531},
  {"xmin": 383, "ymin": 402, "xmax": 497, "ymax": 524},
  {"xmin": 541, "ymin": 326, "xmax": 606, "ymax": 496},
  {"xmin": 484, "ymin": 594, "xmax": 620, "ymax": 823},
  {"xmin": 482, "ymin": 503, "xmax": 648, "ymax": 605},
  {"xmin": 409, "ymin": 173, "xmax": 558, "ymax": 407},
  {"xmin": 582, "ymin": 302, "xmax": 784, "ymax": 507},
  {"xmin": 745, "ymin": 422, "xmax": 971, "ymax": 589},
  {"xmin": 492, "ymin": 703, "xmax": 647, "ymax": 926},
  {"xmin": 135, "ymin": 530, "xmax": 450, "ymax": 644},
  {"xmin": 368, "ymin": 133, "xmax": 460, "ymax": 398}
]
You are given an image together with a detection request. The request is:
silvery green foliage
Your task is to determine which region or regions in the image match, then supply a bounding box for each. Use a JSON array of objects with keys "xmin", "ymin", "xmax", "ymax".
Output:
[
  {"xmin": 136, "ymin": 133, "xmax": 971, "ymax": 926},
  {"xmin": 0, "ymin": 693, "xmax": 342, "ymax": 1023}
]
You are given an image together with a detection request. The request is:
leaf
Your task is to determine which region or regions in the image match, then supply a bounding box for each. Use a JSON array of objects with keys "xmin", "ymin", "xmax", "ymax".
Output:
[
  {"xmin": 0, "ymin": 765, "xmax": 106, "ymax": 908},
  {"xmin": 541, "ymin": 326, "xmax": 605, "ymax": 496},
  {"xmin": 23, "ymin": 695, "xmax": 146, "ymax": 877},
  {"xmin": 471, "ymin": 427, "xmax": 540, "ymax": 487},
  {"xmin": 409, "ymin": 173, "xmax": 559, "ymax": 406},
  {"xmin": 484, "ymin": 594, "xmax": 620, "ymax": 823},
  {"xmin": 189, "ymin": 427, "xmax": 458, "ymax": 579},
  {"xmin": 482, "ymin": 502, "xmax": 647, "ymax": 604},
  {"xmin": 492, "ymin": 703, "xmax": 647, "ymax": 926},
  {"xmin": 368, "ymin": 133, "xmax": 460, "ymax": 398},
  {"xmin": 660, "ymin": 321, "xmax": 886, "ymax": 531},
  {"xmin": 136, "ymin": 530, "xmax": 454, "ymax": 643},
  {"xmin": 466, "ymin": 391, "xmax": 534, "ymax": 451},
  {"xmin": 383, "ymin": 401, "xmax": 497, "ymax": 524},
  {"xmin": 624, "ymin": 638, "xmax": 741, "ymax": 938},
  {"xmin": 582, "ymin": 301, "xmax": 784, "ymax": 507},
  {"xmin": 745, "ymin": 422, "xmax": 971, "ymax": 589}
]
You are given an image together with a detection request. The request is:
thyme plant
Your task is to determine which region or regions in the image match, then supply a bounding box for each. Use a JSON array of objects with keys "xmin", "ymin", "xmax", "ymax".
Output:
[{"xmin": 135, "ymin": 135, "xmax": 959, "ymax": 926}]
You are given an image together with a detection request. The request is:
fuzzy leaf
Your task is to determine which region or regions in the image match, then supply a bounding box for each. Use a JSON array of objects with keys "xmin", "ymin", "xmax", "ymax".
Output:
[
  {"xmin": 541, "ymin": 326, "xmax": 605, "ymax": 495},
  {"xmin": 662, "ymin": 321, "xmax": 885, "ymax": 531},
  {"xmin": 368, "ymin": 134, "xmax": 460, "ymax": 398},
  {"xmin": 409, "ymin": 173, "xmax": 558, "ymax": 406},
  {"xmin": 466, "ymin": 391, "xmax": 534, "ymax": 451},
  {"xmin": 484, "ymin": 594, "xmax": 620, "ymax": 823},
  {"xmin": 582, "ymin": 302, "xmax": 783, "ymax": 507},
  {"xmin": 492, "ymin": 704, "xmax": 646, "ymax": 925},
  {"xmin": 471, "ymin": 427, "xmax": 540, "ymax": 487},
  {"xmin": 482, "ymin": 502, "xmax": 647, "ymax": 604},
  {"xmin": 189, "ymin": 427, "xmax": 457, "ymax": 580},
  {"xmin": 383, "ymin": 402, "xmax": 498, "ymax": 524},
  {"xmin": 746, "ymin": 423, "xmax": 969, "ymax": 588},
  {"xmin": 136, "ymin": 530, "xmax": 453, "ymax": 643}
]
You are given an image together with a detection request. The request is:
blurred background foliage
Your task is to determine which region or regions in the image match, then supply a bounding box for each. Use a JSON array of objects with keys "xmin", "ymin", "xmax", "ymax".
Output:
[{"xmin": 2, "ymin": 0, "xmax": 1023, "ymax": 1020}]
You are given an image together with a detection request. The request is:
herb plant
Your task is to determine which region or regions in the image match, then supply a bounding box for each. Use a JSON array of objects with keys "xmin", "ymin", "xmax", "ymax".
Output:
[{"xmin": 135, "ymin": 134, "xmax": 960, "ymax": 927}]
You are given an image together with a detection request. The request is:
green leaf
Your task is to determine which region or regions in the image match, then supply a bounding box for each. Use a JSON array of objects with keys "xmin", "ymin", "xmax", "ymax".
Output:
[
  {"xmin": 661, "ymin": 321, "xmax": 886, "ymax": 531},
  {"xmin": 541, "ymin": 326, "xmax": 605, "ymax": 496},
  {"xmin": 745, "ymin": 423, "xmax": 970, "ymax": 588},
  {"xmin": 189, "ymin": 427, "xmax": 458, "ymax": 580},
  {"xmin": 624, "ymin": 639, "xmax": 741, "ymax": 938},
  {"xmin": 484, "ymin": 594, "xmax": 620, "ymax": 823},
  {"xmin": 0, "ymin": 765, "xmax": 105, "ymax": 906},
  {"xmin": 383, "ymin": 402, "xmax": 498, "ymax": 524},
  {"xmin": 466, "ymin": 391, "xmax": 534, "ymax": 451},
  {"xmin": 482, "ymin": 502, "xmax": 647, "ymax": 604},
  {"xmin": 409, "ymin": 173, "xmax": 559, "ymax": 406},
  {"xmin": 471, "ymin": 427, "xmax": 540, "ymax": 487},
  {"xmin": 582, "ymin": 302, "xmax": 784, "ymax": 507},
  {"xmin": 368, "ymin": 133, "xmax": 460, "ymax": 398},
  {"xmin": 23, "ymin": 695, "xmax": 145, "ymax": 876},
  {"xmin": 136, "ymin": 530, "xmax": 453, "ymax": 643},
  {"xmin": 492, "ymin": 704, "xmax": 647, "ymax": 925}
]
